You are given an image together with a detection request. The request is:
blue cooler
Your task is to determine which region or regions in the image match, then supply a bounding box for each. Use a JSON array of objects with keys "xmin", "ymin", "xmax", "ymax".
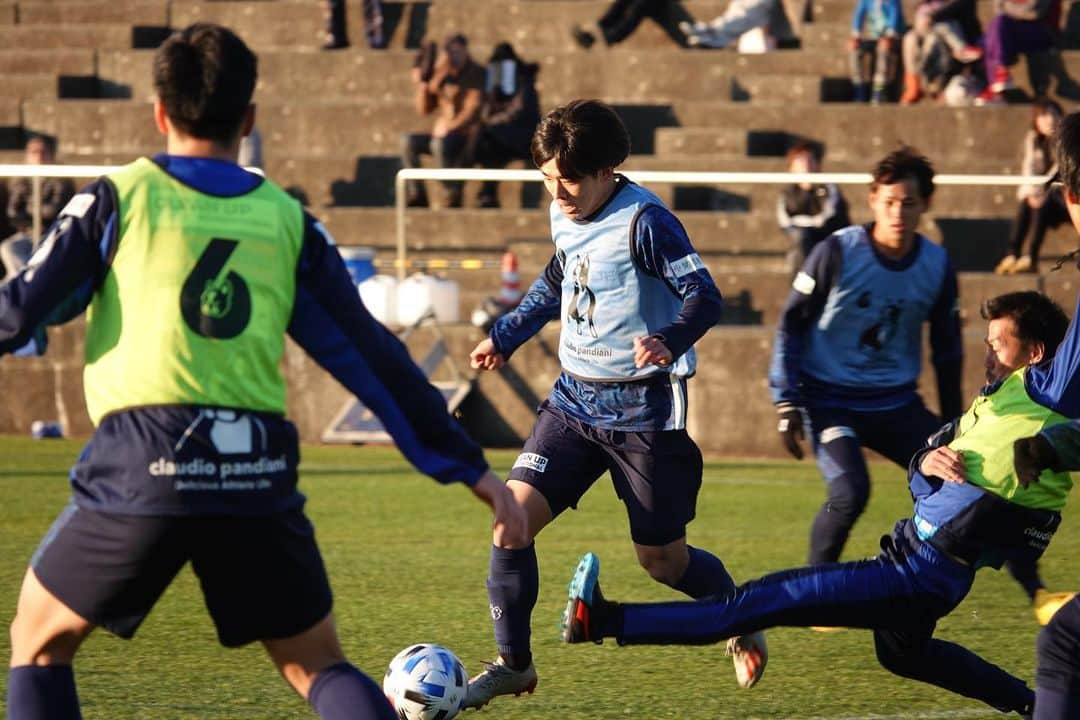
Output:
[{"xmin": 339, "ymin": 246, "xmax": 376, "ymax": 285}]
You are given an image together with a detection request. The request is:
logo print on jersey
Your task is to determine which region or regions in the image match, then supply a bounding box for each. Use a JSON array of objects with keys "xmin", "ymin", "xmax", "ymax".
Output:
[
  {"xmin": 858, "ymin": 301, "xmax": 902, "ymax": 352},
  {"xmin": 181, "ymin": 238, "xmax": 252, "ymax": 339},
  {"xmin": 567, "ymin": 254, "xmax": 598, "ymax": 338}
]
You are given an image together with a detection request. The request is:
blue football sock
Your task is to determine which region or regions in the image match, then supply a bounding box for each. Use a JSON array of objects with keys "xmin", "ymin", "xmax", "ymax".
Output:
[
  {"xmin": 7, "ymin": 665, "xmax": 82, "ymax": 720},
  {"xmin": 672, "ymin": 546, "xmax": 736, "ymax": 599},
  {"xmin": 307, "ymin": 663, "xmax": 396, "ymax": 720},
  {"xmin": 486, "ymin": 543, "xmax": 538, "ymax": 668}
]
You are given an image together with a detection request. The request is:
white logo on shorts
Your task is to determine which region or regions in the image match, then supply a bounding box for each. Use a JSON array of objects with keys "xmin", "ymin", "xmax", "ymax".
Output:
[
  {"xmin": 513, "ymin": 452, "xmax": 549, "ymax": 473},
  {"xmin": 490, "ymin": 604, "xmax": 503, "ymax": 620}
]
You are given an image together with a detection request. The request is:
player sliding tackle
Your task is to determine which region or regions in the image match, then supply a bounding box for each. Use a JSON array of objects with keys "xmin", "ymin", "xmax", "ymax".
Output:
[{"xmin": 561, "ymin": 128, "xmax": 1080, "ymax": 718}]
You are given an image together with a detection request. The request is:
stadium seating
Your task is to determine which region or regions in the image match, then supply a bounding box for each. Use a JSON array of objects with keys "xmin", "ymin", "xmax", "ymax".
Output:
[{"xmin": 0, "ymin": 0, "xmax": 1078, "ymax": 452}]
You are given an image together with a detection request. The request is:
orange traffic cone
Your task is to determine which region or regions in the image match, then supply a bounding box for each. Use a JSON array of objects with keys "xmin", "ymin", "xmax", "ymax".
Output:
[{"xmin": 498, "ymin": 250, "xmax": 523, "ymax": 307}]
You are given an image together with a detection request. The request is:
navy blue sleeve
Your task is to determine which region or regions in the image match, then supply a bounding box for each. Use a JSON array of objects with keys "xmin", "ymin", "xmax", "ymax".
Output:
[
  {"xmin": 1027, "ymin": 293, "xmax": 1080, "ymax": 419},
  {"xmin": 631, "ymin": 204, "xmax": 723, "ymax": 359},
  {"xmin": 489, "ymin": 252, "xmax": 562, "ymax": 358},
  {"xmin": 0, "ymin": 179, "xmax": 115, "ymax": 355},
  {"xmin": 768, "ymin": 235, "xmax": 842, "ymax": 405},
  {"xmin": 1040, "ymin": 421, "xmax": 1080, "ymax": 470},
  {"xmin": 927, "ymin": 255, "xmax": 964, "ymax": 420},
  {"xmin": 287, "ymin": 213, "xmax": 489, "ymax": 486}
]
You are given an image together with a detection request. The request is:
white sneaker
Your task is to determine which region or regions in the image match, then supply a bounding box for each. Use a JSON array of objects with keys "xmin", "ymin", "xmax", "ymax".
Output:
[
  {"xmin": 725, "ymin": 631, "xmax": 768, "ymax": 689},
  {"xmin": 463, "ymin": 656, "xmax": 538, "ymax": 709}
]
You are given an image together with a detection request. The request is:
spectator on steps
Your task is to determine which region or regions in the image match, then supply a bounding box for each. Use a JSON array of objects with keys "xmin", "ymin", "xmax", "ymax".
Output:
[
  {"xmin": 995, "ymin": 99, "xmax": 1067, "ymax": 275},
  {"xmin": 777, "ymin": 141, "xmax": 850, "ymax": 276},
  {"xmin": 678, "ymin": 0, "xmax": 781, "ymax": 49},
  {"xmin": 473, "ymin": 42, "xmax": 541, "ymax": 209},
  {"xmin": 899, "ymin": 0, "xmax": 983, "ymax": 104},
  {"xmin": 321, "ymin": 0, "xmax": 384, "ymax": 50},
  {"xmin": 401, "ymin": 33, "xmax": 485, "ymax": 209},
  {"xmin": 976, "ymin": 0, "xmax": 1062, "ymax": 105},
  {"xmin": 1, "ymin": 135, "xmax": 75, "ymax": 281},
  {"xmin": 849, "ymin": 0, "xmax": 905, "ymax": 103},
  {"xmin": 571, "ymin": 0, "xmax": 673, "ymax": 48}
]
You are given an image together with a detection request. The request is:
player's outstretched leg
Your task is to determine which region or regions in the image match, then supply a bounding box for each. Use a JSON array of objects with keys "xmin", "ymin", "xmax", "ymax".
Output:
[
  {"xmin": 560, "ymin": 553, "xmax": 768, "ymax": 689},
  {"xmin": 562, "ymin": 552, "xmax": 616, "ymax": 644}
]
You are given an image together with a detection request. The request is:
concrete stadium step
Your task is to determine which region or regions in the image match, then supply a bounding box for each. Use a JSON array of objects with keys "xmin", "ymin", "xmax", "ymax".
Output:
[
  {"xmin": 0, "ymin": 49, "xmax": 96, "ymax": 76},
  {"xmin": 16, "ymin": 1, "xmax": 167, "ymax": 25},
  {"xmin": 0, "ymin": 23, "xmax": 134, "ymax": 50},
  {"xmin": 21, "ymin": 95, "xmax": 1032, "ymax": 171},
  {"xmin": 665, "ymin": 101, "xmax": 1032, "ymax": 166}
]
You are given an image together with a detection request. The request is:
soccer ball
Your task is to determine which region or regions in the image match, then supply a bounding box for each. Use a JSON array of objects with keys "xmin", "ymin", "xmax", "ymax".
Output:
[{"xmin": 383, "ymin": 643, "xmax": 468, "ymax": 720}]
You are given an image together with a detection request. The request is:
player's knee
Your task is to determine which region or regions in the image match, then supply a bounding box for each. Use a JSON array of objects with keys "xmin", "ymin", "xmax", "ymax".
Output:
[
  {"xmin": 874, "ymin": 637, "xmax": 919, "ymax": 679},
  {"xmin": 826, "ymin": 477, "xmax": 871, "ymax": 519},
  {"xmin": 8, "ymin": 612, "xmax": 82, "ymax": 665},
  {"xmin": 636, "ymin": 553, "xmax": 684, "ymax": 586}
]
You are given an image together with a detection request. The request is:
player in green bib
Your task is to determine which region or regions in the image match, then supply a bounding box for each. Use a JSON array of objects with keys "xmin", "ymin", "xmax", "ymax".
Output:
[{"xmin": 2, "ymin": 23, "xmax": 525, "ymax": 720}]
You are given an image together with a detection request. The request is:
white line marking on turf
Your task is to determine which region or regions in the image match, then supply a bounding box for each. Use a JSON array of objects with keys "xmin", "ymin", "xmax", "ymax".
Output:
[{"xmin": 791, "ymin": 710, "xmax": 991, "ymax": 720}]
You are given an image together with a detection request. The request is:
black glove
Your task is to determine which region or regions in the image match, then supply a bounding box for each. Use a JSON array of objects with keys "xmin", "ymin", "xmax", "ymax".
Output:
[
  {"xmin": 776, "ymin": 403, "xmax": 806, "ymax": 460},
  {"xmin": 1013, "ymin": 434, "xmax": 1059, "ymax": 489}
]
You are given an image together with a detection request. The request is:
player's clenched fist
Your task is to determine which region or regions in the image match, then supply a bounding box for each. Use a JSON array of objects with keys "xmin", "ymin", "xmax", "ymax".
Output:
[
  {"xmin": 470, "ymin": 337, "xmax": 506, "ymax": 371},
  {"xmin": 775, "ymin": 403, "xmax": 807, "ymax": 460},
  {"xmin": 633, "ymin": 335, "xmax": 672, "ymax": 368},
  {"xmin": 919, "ymin": 446, "xmax": 967, "ymax": 484}
]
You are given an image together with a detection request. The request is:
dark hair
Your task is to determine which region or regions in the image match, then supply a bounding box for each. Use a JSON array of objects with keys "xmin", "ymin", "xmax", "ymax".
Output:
[
  {"xmin": 981, "ymin": 291, "xmax": 1070, "ymax": 359},
  {"xmin": 786, "ymin": 140, "xmax": 823, "ymax": 164},
  {"xmin": 530, "ymin": 99, "xmax": 630, "ymax": 180},
  {"xmin": 152, "ymin": 23, "xmax": 257, "ymax": 145},
  {"xmin": 1057, "ymin": 112, "xmax": 1080, "ymax": 199},
  {"xmin": 488, "ymin": 42, "xmax": 520, "ymax": 64},
  {"xmin": 1031, "ymin": 97, "xmax": 1064, "ymax": 133},
  {"xmin": 871, "ymin": 146, "xmax": 935, "ymax": 200},
  {"xmin": 443, "ymin": 33, "xmax": 467, "ymax": 49},
  {"xmin": 25, "ymin": 134, "xmax": 57, "ymax": 156}
]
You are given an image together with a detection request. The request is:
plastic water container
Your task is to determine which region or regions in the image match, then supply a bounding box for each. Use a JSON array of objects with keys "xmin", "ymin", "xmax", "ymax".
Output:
[
  {"xmin": 397, "ymin": 273, "xmax": 460, "ymax": 325},
  {"xmin": 359, "ymin": 274, "xmax": 399, "ymax": 325},
  {"xmin": 339, "ymin": 246, "xmax": 376, "ymax": 285}
]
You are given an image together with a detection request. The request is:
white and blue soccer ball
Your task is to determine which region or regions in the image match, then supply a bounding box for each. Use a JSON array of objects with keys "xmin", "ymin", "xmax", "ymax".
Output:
[{"xmin": 383, "ymin": 643, "xmax": 467, "ymax": 720}]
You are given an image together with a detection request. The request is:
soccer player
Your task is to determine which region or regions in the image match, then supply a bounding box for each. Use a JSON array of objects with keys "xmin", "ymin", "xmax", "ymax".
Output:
[
  {"xmin": 560, "ymin": 291, "xmax": 1080, "ymax": 715},
  {"xmin": 770, "ymin": 146, "xmax": 963, "ymax": 566},
  {"xmin": 918, "ymin": 290, "xmax": 1077, "ymax": 625},
  {"xmin": 2, "ymin": 23, "xmax": 525, "ymax": 720},
  {"xmin": 464, "ymin": 99, "xmax": 766, "ymax": 708},
  {"xmin": 1029, "ymin": 111, "xmax": 1080, "ymax": 720}
]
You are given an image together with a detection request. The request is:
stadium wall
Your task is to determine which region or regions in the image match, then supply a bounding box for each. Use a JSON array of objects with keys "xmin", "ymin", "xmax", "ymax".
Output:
[{"xmin": 0, "ymin": 319, "xmax": 1010, "ymax": 457}]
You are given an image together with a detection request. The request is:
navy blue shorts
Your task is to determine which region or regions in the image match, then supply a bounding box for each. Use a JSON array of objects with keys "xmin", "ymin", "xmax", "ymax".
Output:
[
  {"xmin": 31, "ymin": 502, "xmax": 332, "ymax": 647},
  {"xmin": 508, "ymin": 401, "xmax": 703, "ymax": 546},
  {"xmin": 808, "ymin": 400, "xmax": 941, "ymax": 468}
]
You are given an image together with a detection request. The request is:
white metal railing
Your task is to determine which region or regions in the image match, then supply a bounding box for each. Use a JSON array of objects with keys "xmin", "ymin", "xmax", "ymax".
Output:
[
  {"xmin": 395, "ymin": 168, "xmax": 1054, "ymax": 280},
  {"xmin": 0, "ymin": 164, "xmax": 1052, "ymax": 279}
]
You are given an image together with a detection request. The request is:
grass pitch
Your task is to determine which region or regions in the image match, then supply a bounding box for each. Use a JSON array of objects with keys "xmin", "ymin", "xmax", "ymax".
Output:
[{"xmin": 1, "ymin": 437, "xmax": 1077, "ymax": 719}]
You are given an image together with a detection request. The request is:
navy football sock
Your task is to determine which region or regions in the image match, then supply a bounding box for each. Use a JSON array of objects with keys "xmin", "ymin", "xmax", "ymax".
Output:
[
  {"xmin": 307, "ymin": 662, "xmax": 396, "ymax": 720},
  {"xmin": 7, "ymin": 665, "xmax": 82, "ymax": 720},
  {"xmin": 487, "ymin": 543, "xmax": 538, "ymax": 669},
  {"xmin": 672, "ymin": 546, "xmax": 736, "ymax": 599},
  {"xmin": 1035, "ymin": 687, "xmax": 1080, "ymax": 719}
]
